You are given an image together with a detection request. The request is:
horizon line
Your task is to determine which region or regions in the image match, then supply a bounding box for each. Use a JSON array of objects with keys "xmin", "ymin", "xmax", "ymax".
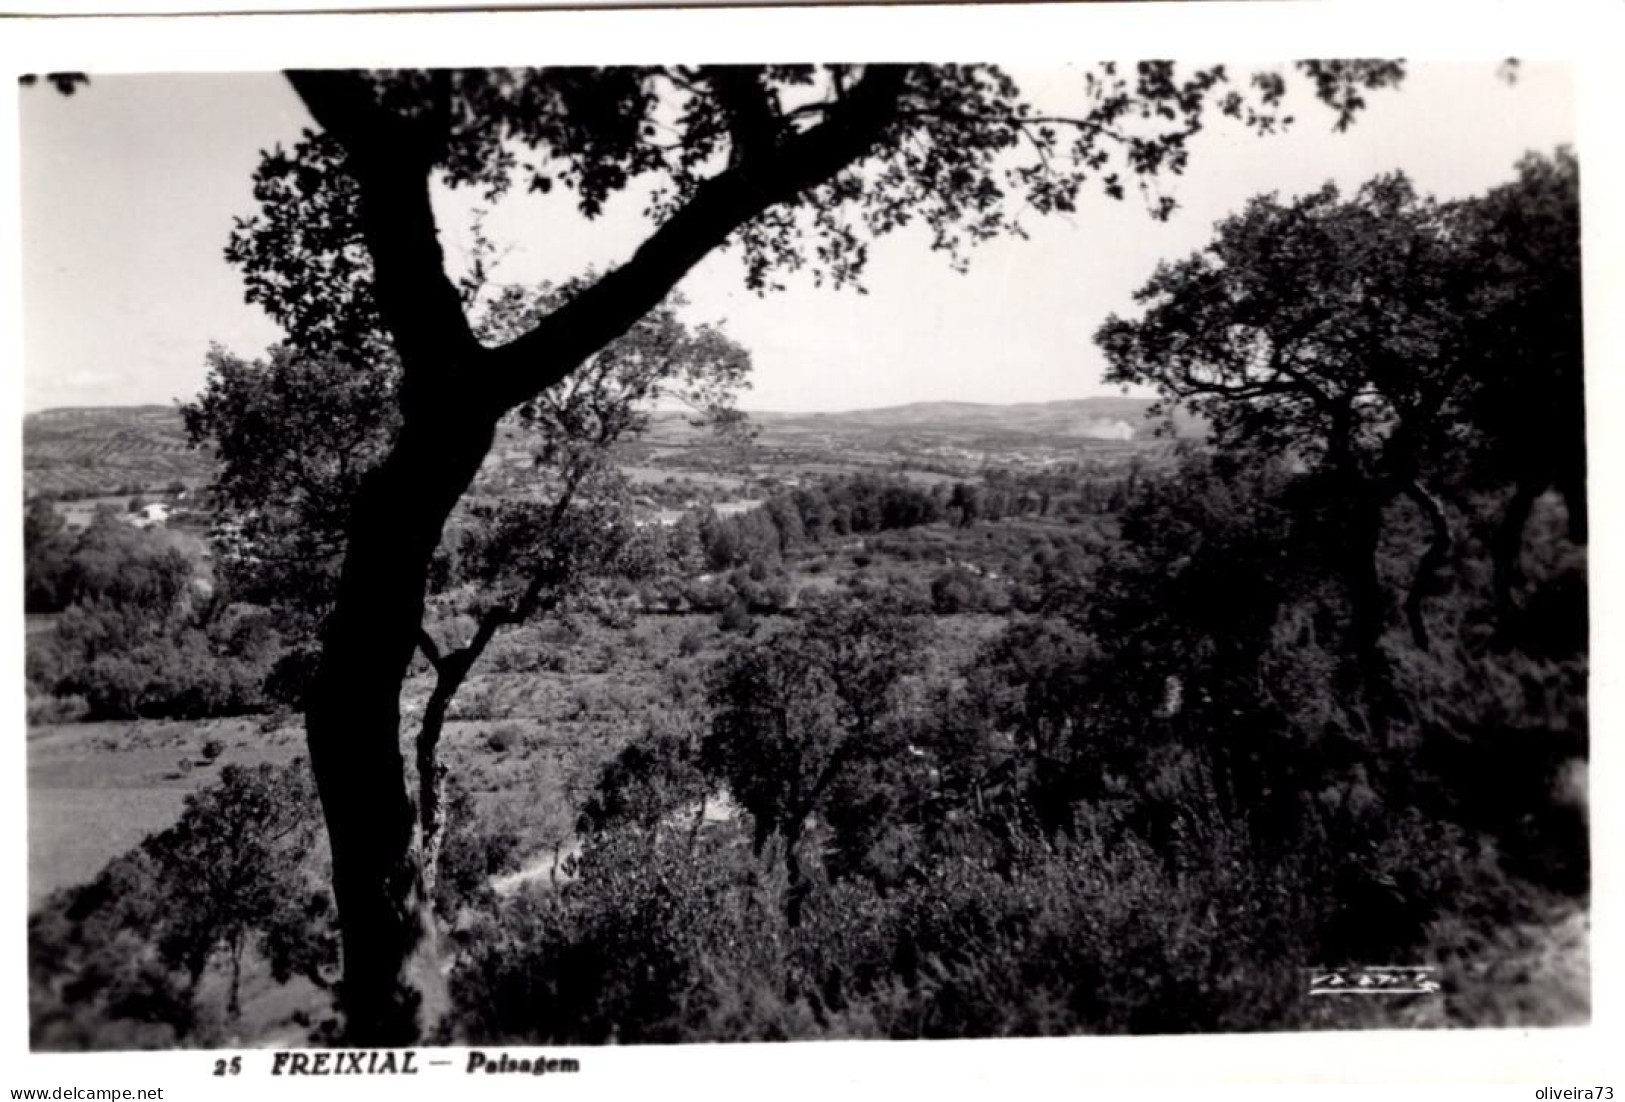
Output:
[{"xmin": 23, "ymin": 392, "xmax": 1158, "ymax": 419}]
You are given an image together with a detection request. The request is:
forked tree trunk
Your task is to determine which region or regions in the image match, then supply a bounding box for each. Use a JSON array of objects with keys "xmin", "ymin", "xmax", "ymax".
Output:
[
  {"xmin": 304, "ymin": 405, "xmax": 495, "ymax": 1045},
  {"xmin": 284, "ymin": 63, "xmax": 908, "ymax": 1047}
]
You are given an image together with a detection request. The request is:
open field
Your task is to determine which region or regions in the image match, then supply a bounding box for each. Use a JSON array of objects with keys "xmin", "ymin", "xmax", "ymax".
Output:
[{"xmin": 27, "ymin": 718, "xmax": 305, "ymax": 907}]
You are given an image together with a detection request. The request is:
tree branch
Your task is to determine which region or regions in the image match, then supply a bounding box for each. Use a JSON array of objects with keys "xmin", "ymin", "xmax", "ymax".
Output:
[
  {"xmin": 416, "ymin": 627, "xmax": 445, "ymax": 673},
  {"xmin": 482, "ymin": 64, "xmax": 910, "ymax": 415},
  {"xmin": 891, "ymin": 106, "xmax": 1129, "ymax": 148},
  {"xmin": 707, "ymin": 66, "xmax": 784, "ymax": 166}
]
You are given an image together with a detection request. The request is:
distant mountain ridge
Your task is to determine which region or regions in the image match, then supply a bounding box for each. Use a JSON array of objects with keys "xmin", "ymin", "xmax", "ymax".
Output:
[
  {"xmin": 24, "ymin": 396, "xmax": 1199, "ymax": 496},
  {"xmin": 736, "ymin": 396, "xmax": 1199, "ymax": 439}
]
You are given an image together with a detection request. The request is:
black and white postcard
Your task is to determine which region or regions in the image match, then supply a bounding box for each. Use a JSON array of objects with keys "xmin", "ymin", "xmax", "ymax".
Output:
[{"xmin": 2, "ymin": 2, "xmax": 1618, "ymax": 1093}]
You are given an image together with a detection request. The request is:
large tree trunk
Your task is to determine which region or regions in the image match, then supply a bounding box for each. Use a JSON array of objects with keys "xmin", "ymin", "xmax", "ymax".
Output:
[
  {"xmin": 284, "ymin": 62, "xmax": 909, "ymax": 1048},
  {"xmin": 305, "ymin": 406, "xmax": 495, "ymax": 1045}
]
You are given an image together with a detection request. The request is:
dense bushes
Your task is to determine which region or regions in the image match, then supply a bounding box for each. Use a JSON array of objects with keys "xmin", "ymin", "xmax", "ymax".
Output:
[
  {"xmin": 25, "ymin": 508, "xmax": 281, "ymax": 720},
  {"xmin": 448, "ymin": 765, "xmax": 1382, "ymax": 1039},
  {"xmin": 446, "ymin": 429, "xmax": 1585, "ymax": 1041},
  {"xmin": 449, "ymin": 826, "xmax": 819, "ymax": 1044},
  {"xmin": 34, "ymin": 607, "xmax": 277, "ymax": 721}
]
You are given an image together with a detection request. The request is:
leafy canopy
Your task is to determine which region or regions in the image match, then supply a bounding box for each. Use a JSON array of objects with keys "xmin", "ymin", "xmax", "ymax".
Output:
[
  {"xmin": 1095, "ymin": 148, "xmax": 1579, "ymax": 492},
  {"xmin": 229, "ymin": 61, "xmax": 1407, "ymax": 346},
  {"xmin": 1095, "ymin": 172, "xmax": 1477, "ymax": 477}
]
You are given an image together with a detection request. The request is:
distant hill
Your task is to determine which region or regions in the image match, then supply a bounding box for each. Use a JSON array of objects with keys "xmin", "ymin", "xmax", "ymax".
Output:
[
  {"xmin": 637, "ymin": 396, "xmax": 1201, "ymax": 454},
  {"xmin": 24, "ymin": 396, "xmax": 1200, "ymax": 497},
  {"xmin": 23, "ymin": 405, "xmax": 209, "ymax": 498},
  {"xmin": 741, "ymin": 397, "xmax": 1201, "ymax": 440}
]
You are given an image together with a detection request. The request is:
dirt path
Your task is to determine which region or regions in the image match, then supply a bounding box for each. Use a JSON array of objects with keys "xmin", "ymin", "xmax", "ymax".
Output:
[{"xmin": 490, "ymin": 792, "xmax": 739, "ymax": 896}]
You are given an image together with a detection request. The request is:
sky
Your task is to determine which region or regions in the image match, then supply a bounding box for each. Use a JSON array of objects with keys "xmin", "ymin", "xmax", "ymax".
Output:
[{"xmin": 18, "ymin": 61, "xmax": 1576, "ymax": 414}]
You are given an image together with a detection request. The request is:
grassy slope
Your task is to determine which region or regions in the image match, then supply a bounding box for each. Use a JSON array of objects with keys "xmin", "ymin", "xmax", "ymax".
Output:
[{"xmin": 26, "ymin": 718, "xmax": 305, "ymax": 907}]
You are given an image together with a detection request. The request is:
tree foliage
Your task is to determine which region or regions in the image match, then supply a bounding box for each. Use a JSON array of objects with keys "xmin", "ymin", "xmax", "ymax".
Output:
[
  {"xmin": 704, "ymin": 603, "xmax": 925, "ymax": 923},
  {"xmin": 31, "ymin": 761, "xmax": 335, "ymax": 1047},
  {"xmin": 1095, "ymin": 150, "xmax": 1582, "ymax": 654},
  {"xmin": 1096, "ymin": 172, "xmax": 1475, "ymax": 475},
  {"xmin": 232, "ymin": 63, "xmax": 1405, "ymax": 322}
]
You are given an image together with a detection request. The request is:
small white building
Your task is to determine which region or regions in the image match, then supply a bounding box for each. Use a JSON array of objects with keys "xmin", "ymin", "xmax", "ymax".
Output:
[{"xmin": 131, "ymin": 502, "xmax": 171, "ymax": 529}]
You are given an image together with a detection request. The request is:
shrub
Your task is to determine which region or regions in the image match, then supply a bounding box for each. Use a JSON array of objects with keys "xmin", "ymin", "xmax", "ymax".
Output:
[
  {"xmin": 433, "ymin": 776, "xmax": 523, "ymax": 921},
  {"xmin": 716, "ymin": 599, "xmax": 754, "ymax": 635},
  {"xmin": 26, "ymin": 693, "xmax": 89, "ymax": 726},
  {"xmin": 449, "ymin": 824, "xmax": 818, "ymax": 1044},
  {"xmin": 677, "ymin": 625, "xmax": 707, "ymax": 658},
  {"xmin": 929, "ymin": 565, "xmax": 985, "ymax": 613},
  {"xmin": 485, "ymin": 724, "xmax": 521, "ymax": 754}
]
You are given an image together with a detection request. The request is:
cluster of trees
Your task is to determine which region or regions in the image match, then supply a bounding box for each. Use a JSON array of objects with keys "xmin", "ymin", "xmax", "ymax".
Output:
[
  {"xmin": 685, "ymin": 474, "xmax": 949, "ymax": 573},
  {"xmin": 25, "ymin": 503, "xmax": 279, "ymax": 721},
  {"xmin": 682, "ymin": 467, "xmax": 1138, "ymax": 577}
]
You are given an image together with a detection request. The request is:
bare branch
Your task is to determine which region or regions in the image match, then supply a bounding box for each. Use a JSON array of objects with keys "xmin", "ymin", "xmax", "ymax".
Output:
[{"xmin": 416, "ymin": 627, "xmax": 445, "ymax": 673}]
